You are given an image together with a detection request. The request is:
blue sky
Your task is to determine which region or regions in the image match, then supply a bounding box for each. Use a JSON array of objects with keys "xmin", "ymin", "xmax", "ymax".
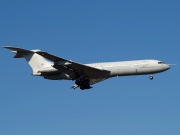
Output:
[{"xmin": 0, "ymin": 0, "xmax": 180, "ymax": 135}]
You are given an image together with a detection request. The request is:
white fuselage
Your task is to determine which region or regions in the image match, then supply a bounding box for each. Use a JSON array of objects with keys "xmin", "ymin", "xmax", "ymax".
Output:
[
  {"xmin": 37, "ymin": 59, "xmax": 170, "ymax": 80},
  {"xmin": 87, "ymin": 59, "xmax": 170, "ymax": 78}
]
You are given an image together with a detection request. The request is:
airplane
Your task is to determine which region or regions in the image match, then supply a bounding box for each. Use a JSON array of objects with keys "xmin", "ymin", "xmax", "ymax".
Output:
[{"xmin": 3, "ymin": 46, "xmax": 170, "ymax": 90}]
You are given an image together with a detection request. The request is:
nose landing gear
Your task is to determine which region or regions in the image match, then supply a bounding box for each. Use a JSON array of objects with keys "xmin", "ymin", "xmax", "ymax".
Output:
[{"xmin": 149, "ymin": 75, "xmax": 153, "ymax": 80}]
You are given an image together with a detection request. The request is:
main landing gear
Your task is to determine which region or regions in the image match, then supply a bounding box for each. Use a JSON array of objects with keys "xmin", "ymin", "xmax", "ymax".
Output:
[
  {"xmin": 75, "ymin": 79, "xmax": 91, "ymax": 90},
  {"xmin": 149, "ymin": 75, "xmax": 153, "ymax": 80}
]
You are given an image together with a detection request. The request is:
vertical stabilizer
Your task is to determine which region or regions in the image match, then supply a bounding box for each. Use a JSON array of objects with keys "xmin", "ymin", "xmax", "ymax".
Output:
[{"xmin": 3, "ymin": 46, "xmax": 52, "ymax": 73}]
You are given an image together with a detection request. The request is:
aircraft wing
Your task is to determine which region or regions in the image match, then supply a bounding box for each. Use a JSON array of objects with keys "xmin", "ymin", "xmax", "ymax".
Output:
[{"xmin": 36, "ymin": 51, "xmax": 109, "ymax": 78}]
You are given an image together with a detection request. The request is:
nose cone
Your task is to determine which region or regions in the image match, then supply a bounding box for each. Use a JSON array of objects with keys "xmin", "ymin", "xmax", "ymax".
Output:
[{"xmin": 165, "ymin": 64, "xmax": 170, "ymax": 70}]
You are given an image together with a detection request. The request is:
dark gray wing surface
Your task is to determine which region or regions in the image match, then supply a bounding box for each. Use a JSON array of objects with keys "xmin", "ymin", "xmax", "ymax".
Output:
[{"xmin": 36, "ymin": 51, "xmax": 109, "ymax": 78}]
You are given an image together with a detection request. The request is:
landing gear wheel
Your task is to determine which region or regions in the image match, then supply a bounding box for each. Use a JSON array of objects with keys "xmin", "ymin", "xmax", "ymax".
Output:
[
  {"xmin": 79, "ymin": 78, "xmax": 91, "ymax": 90},
  {"xmin": 80, "ymin": 85, "xmax": 84, "ymax": 90},
  {"xmin": 149, "ymin": 75, "xmax": 153, "ymax": 80}
]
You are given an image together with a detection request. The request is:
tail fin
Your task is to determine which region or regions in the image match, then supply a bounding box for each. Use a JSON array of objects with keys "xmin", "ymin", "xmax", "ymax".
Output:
[{"xmin": 3, "ymin": 46, "xmax": 52, "ymax": 74}]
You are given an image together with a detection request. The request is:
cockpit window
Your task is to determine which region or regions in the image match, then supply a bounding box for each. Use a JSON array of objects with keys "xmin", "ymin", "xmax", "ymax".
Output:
[{"xmin": 158, "ymin": 61, "xmax": 165, "ymax": 64}]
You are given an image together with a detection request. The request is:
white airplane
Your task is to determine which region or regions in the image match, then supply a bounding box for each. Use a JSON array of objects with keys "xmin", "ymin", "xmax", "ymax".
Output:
[{"xmin": 4, "ymin": 46, "xmax": 170, "ymax": 90}]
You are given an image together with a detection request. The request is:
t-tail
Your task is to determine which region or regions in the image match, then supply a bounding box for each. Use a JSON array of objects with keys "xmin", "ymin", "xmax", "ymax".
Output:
[{"xmin": 3, "ymin": 46, "xmax": 53, "ymax": 75}]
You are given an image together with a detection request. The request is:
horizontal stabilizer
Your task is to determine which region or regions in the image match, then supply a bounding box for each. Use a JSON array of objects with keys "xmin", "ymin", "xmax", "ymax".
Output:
[
  {"xmin": 3, "ymin": 46, "xmax": 41, "ymax": 58},
  {"xmin": 3, "ymin": 46, "xmax": 51, "ymax": 73},
  {"xmin": 3, "ymin": 46, "xmax": 32, "ymax": 52}
]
